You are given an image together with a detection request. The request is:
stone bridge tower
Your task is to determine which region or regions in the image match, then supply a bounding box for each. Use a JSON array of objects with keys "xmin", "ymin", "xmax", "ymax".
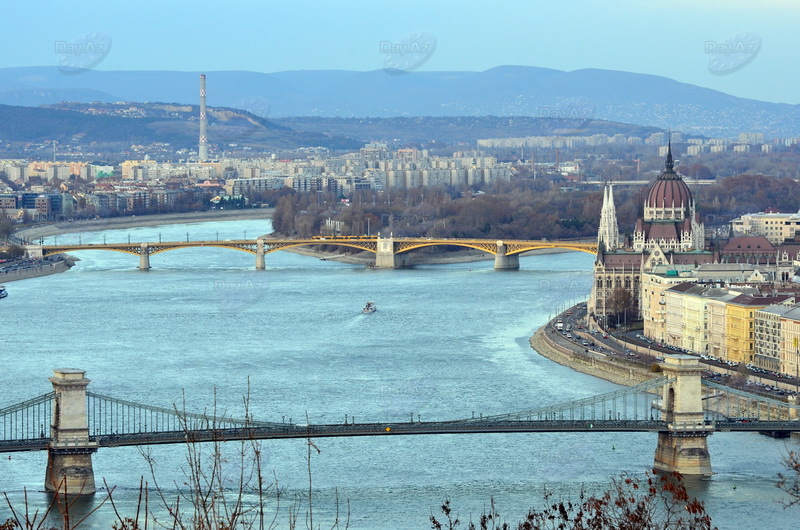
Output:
[
  {"xmin": 653, "ymin": 355, "xmax": 713, "ymax": 475},
  {"xmin": 45, "ymin": 369, "xmax": 97, "ymax": 495}
]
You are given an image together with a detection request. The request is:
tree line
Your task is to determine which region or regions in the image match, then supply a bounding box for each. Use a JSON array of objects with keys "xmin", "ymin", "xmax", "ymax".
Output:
[
  {"xmin": 267, "ymin": 180, "xmax": 603, "ymax": 240},
  {"xmin": 263, "ymin": 172, "xmax": 800, "ymax": 242}
]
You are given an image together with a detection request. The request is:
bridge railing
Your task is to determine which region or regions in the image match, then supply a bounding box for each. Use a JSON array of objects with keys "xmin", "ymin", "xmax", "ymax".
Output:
[
  {"xmin": 87, "ymin": 391, "xmax": 284, "ymax": 437},
  {"xmin": 0, "ymin": 392, "xmax": 53, "ymax": 443},
  {"xmin": 459, "ymin": 377, "xmax": 672, "ymax": 424},
  {"xmin": 702, "ymin": 380, "xmax": 800, "ymax": 422}
]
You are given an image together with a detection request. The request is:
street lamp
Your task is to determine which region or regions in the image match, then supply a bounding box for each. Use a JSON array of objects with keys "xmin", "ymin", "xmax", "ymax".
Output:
[
  {"xmin": 216, "ymin": 231, "xmax": 219, "ymax": 241},
  {"xmin": 186, "ymin": 232, "xmax": 189, "ymax": 242},
  {"xmin": 158, "ymin": 232, "xmax": 162, "ymax": 243}
]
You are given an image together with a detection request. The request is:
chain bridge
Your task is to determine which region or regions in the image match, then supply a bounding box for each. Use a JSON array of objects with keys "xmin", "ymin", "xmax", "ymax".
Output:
[
  {"xmin": 1, "ymin": 357, "xmax": 798, "ymax": 495},
  {"xmin": 27, "ymin": 236, "xmax": 597, "ymax": 271}
]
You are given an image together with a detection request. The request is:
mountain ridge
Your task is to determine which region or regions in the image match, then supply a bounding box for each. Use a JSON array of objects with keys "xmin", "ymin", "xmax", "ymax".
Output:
[{"xmin": 0, "ymin": 65, "xmax": 797, "ymax": 137}]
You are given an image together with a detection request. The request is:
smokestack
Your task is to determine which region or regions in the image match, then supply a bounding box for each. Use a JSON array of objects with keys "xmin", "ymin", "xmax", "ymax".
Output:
[{"xmin": 199, "ymin": 74, "xmax": 208, "ymax": 161}]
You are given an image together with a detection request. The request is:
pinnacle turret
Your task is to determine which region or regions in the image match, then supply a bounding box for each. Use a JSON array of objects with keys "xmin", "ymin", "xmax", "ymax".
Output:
[{"xmin": 598, "ymin": 182, "xmax": 620, "ymax": 251}]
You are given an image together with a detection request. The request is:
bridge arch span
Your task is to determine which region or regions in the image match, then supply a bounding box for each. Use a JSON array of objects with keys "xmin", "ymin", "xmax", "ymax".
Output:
[
  {"xmin": 395, "ymin": 241, "xmax": 497, "ymax": 255},
  {"xmin": 147, "ymin": 243, "xmax": 258, "ymax": 256},
  {"xmin": 42, "ymin": 246, "xmax": 143, "ymax": 258},
  {"xmin": 264, "ymin": 241, "xmax": 378, "ymax": 255},
  {"xmin": 505, "ymin": 244, "xmax": 597, "ymax": 256},
  {"xmin": 394, "ymin": 242, "xmax": 597, "ymax": 256}
]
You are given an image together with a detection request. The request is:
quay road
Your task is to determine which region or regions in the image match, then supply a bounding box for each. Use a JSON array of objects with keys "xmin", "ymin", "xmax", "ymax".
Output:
[{"xmin": 552, "ymin": 305, "xmax": 799, "ymax": 400}]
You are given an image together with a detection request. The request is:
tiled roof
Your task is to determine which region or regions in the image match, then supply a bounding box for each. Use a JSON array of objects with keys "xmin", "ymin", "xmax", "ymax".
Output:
[
  {"xmin": 728, "ymin": 294, "xmax": 792, "ymax": 306},
  {"xmin": 723, "ymin": 235, "xmax": 775, "ymax": 251}
]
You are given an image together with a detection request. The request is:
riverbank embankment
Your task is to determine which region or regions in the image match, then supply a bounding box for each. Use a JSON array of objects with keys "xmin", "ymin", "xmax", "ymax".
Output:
[
  {"xmin": 529, "ymin": 323, "xmax": 655, "ymax": 387},
  {"xmin": 1, "ymin": 256, "xmax": 75, "ymax": 283}
]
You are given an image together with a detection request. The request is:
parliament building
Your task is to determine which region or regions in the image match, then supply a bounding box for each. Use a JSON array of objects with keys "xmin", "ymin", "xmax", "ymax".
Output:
[{"xmin": 589, "ymin": 144, "xmax": 714, "ymax": 324}]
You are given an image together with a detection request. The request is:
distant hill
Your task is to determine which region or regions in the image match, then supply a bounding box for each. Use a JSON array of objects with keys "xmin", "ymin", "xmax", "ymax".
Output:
[
  {"xmin": 0, "ymin": 102, "xmax": 360, "ymax": 150},
  {"xmin": 0, "ymin": 66, "xmax": 798, "ymax": 137},
  {"xmin": 0, "ymin": 101, "xmax": 665, "ymax": 157},
  {"xmin": 270, "ymin": 116, "xmax": 663, "ymax": 145}
]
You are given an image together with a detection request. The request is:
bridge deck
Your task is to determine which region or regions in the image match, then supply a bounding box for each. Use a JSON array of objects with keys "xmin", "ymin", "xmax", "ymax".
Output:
[
  {"xmin": 3, "ymin": 419, "xmax": 798, "ymax": 452},
  {"xmin": 38, "ymin": 237, "xmax": 598, "ymax": 258}
]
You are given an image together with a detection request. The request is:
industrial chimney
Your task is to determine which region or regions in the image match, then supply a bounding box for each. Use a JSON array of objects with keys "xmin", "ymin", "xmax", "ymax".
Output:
[{"xmin": 199, "ymin": 74, "xmax": 208, "ymax": 161}]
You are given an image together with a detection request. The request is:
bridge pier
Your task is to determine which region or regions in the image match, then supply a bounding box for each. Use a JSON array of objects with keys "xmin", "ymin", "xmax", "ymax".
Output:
[
  {"xmin": 493, "ymin": 241, "xmax": 519, "ymax": 270},
  {"xmin": 375, "ymin": 237, "xmax": 410, "ymax": 268},
  {"xmin": 45, "ymin": 369, "xmax": 97, "ymax": 496},
  {"xmin": 653, "ymin": 355, "xmax": 712, "ymax": 476},
  {"xmin": 25, "ymin": 245, "xmax": 44, "ymax": 260},
  {"xmin": 256, "ymin": 240, "xmax": 266, "ymax": 270},
  {"xmin": 138, "ymin": 244, "xmax": 150, "ymax": 270}
]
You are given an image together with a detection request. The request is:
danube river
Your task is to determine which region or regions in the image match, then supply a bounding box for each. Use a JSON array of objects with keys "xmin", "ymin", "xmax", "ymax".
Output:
[{"xmin": 1, "ymin": 219, "xmax": 797, "ymax": 529}]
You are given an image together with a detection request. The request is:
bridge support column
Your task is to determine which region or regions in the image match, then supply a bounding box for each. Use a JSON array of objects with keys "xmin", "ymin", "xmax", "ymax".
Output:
[
  {"xmin": 25, "ymin": 245, "xmax": 44, "ymax": 260},
  {"xmin": 139, "ymin": 244, "xmax": 150, "ymax": 270},
  {"xmin": 375, "ymin": 237, "xmax": 409, "ymax": 268},
  {"xmin": 45, "ymin": 369, "xmax": 97, "ymax": 496},
  {"xmin": 494, "ymin": 241, "xmax": 519, "ymax": 270},
  {"xmin": 255, "ymin": 240, "xmax": 266, "ymax": 270},
  {"xmin": 653, "ymin": 355, "xmax": 712, "ymax": 476}
]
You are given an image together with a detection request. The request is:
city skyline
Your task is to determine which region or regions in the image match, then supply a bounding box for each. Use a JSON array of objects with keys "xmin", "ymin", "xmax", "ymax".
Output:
[{"xmin": 1, "ymin": 0, "xmax": 799, "ymax": 105}]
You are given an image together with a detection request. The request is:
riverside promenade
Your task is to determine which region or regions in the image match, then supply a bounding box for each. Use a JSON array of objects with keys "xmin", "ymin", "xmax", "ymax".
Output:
[
  {"xmin": 532, "ymin": 305, "xmax": 800, "ymax": 404},
  {"xmin": 530, "ymin": 321, "xmax": 654, "ymax": 387}
]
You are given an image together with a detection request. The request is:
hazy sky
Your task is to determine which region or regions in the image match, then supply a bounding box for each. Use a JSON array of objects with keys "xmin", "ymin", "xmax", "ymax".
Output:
[{"xmin": 4, "ymin": 0, "xmax": 799, "ymax": 104}]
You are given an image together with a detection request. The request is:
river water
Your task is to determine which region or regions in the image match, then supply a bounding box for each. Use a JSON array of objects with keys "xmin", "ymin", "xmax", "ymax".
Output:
[{"xmin": 1, "ymin": 218, "xmax": 797, "ymax": 529}]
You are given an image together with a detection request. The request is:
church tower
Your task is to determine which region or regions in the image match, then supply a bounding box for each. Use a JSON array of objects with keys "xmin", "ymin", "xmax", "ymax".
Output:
[{"xmin": 597, "ymin": 183, "xmax": 620, "ymax": 251}]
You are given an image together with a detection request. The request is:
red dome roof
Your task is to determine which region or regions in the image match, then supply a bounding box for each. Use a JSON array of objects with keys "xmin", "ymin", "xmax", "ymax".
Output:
[{"xmin": 645, "ymin": 145, "xmax": 693, "ymax": 210}]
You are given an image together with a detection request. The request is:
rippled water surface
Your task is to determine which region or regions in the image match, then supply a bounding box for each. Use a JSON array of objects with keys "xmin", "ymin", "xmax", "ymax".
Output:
[{"xmin": 1, "ymin": 219, "xmax": 797, "ymax": 529}]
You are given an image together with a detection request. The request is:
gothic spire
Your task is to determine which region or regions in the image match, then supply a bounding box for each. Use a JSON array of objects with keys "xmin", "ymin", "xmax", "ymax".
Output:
[
  {"xmin": 665, "ymin": 140, "xmax": 674, "ymax": 173},
  {"xmin": 598, "ymin": 182, "xmax": 620, "ymax": 251}
]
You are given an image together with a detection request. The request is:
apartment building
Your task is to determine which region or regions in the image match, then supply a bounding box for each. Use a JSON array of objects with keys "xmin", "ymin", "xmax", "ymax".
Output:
[
  {"xmin": 754, "ymin": 304, "xmax": 794, "ymax": 372},
  {"xmin": 725, "ymin": 294, "xmax": 793, "ymax": 365},
  {"xmin": 730, "ymin": 211, "xmax": 800, "ymax": 244}
]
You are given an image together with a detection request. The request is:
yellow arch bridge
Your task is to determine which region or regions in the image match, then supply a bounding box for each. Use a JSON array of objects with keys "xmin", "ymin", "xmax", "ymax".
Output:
[{"xmin": 30, "ymin": 236, "xmax": 597, "ymax": 270}]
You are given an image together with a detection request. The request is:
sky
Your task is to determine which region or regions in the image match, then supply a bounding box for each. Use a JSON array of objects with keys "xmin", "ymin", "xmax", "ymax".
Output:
[{"xmin": 3, "ymin": 0, "xmax": 799, "ymax": 104}]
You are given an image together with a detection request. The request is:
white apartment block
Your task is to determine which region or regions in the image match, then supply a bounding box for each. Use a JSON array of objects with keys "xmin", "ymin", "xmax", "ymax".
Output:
[
  {"xmin": 730, "ymin": 211, "xmax": 800, "ymax": 244},
  {"xmin": 755, "ymin": 304, "xmax": 793, "ymax": 372}
]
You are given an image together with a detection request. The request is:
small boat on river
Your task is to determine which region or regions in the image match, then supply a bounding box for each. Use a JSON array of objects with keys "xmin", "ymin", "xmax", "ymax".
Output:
[
  {"xmin": 0, "ymin": 285, "xmax": 7, "ymax": 299},
  {"xmin": 362, "ymin": 301, "xmax": 376, "ymax": 314}
]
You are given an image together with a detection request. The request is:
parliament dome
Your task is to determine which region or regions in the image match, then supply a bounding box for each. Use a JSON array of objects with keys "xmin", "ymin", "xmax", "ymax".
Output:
[{"xmin": 644, "ymin": 143, "xmax": 694, "ymax": 222}]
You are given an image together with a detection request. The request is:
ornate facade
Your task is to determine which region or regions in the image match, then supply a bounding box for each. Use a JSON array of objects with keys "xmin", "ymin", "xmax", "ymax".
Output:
[{"xmin": 589, "ymin": 144, "xmax": 713, "ymax": 324}]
